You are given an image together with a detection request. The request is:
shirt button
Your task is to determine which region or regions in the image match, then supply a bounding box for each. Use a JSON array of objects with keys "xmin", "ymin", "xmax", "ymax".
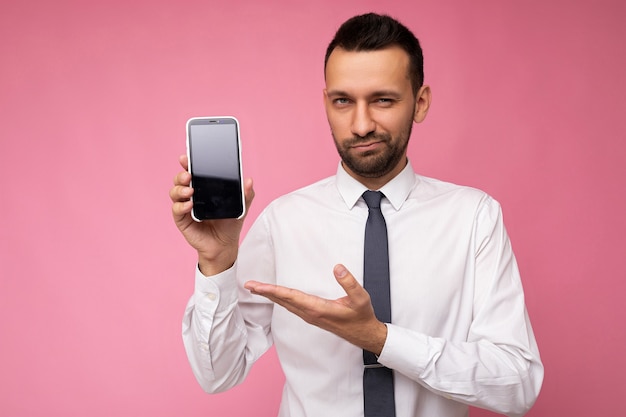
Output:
[{"xmin": 207, "ymin": 293, "xmax": 217, "ymax": 301}]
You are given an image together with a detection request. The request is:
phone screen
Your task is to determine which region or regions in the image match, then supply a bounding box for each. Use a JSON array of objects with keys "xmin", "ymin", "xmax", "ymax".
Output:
[{"xmin": 187, "ymin": 117, "xmax": 244, "ymax": 220}]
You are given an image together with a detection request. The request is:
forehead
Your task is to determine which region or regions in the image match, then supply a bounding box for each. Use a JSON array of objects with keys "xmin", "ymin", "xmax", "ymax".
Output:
[{"xmin": 324, "ymin": 46, "xmax": 412, "ymax": 94}]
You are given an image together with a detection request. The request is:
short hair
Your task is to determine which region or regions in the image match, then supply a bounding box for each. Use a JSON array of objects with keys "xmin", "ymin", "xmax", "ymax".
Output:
[{"xmin": 324, "ymin": 13, "xmax": 424, "ymax": 95}]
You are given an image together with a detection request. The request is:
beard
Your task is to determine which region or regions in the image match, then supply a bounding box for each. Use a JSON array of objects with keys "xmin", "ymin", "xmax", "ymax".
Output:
[{"xmin": 332, "ymin": 122, "xmax": 413, "ymax": 179}]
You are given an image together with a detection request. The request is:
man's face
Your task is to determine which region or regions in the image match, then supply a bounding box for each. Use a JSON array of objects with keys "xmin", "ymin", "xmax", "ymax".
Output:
[{"xmin": 324, "ymin": 46, "xmax": 424, "ymax": 186}]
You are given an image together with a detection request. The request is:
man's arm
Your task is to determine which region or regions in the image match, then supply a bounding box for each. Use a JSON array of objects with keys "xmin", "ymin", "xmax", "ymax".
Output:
[{"xmin": 172, "ymin": 155, "xmax": 274, "ymax": 392}]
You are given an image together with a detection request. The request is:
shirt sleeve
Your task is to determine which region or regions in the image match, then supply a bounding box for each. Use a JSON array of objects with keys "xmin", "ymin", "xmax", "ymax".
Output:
[
  {"xmin": 181, "ymin": 212, "xmax": 275, "ymax": 393},
  {"xmin": 377, "ymin": 196, "xmax": 544, "ymax": 417}
]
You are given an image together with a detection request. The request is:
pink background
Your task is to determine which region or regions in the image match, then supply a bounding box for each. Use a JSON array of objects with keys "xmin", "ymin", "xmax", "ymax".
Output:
[{"xmin": 1, "ymin": 0, "xmax": 625, "ymax": 416}]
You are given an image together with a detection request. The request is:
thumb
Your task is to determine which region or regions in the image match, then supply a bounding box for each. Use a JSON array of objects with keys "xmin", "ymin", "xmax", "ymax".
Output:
[{"xmin": 333, "ymin": 264, "xmax": 365, "ymax": 299}]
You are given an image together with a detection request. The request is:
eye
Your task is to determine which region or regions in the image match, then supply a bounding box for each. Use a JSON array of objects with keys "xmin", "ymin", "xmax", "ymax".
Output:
[
  {"xmin": 333, "ymin": 98, "xmax": 351, "ymax": 106},
  {"xmin": 374, "ymin": 98, "xmax": 395, "ymax": 107}
]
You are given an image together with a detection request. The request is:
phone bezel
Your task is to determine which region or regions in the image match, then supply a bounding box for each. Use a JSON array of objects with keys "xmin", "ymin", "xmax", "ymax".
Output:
[{"xmin": 185, "ymin": 116, "xmax": 245, "ymax": 221}]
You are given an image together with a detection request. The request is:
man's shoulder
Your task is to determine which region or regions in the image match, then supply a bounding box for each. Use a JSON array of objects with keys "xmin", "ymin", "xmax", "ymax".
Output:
[
  {"xmin": 413, "ymin": 174, "xmax": 495, "ymax": 207},
  {"xmin": 266, "ymin": 175, "xmax": 339, "ymax": 210}
]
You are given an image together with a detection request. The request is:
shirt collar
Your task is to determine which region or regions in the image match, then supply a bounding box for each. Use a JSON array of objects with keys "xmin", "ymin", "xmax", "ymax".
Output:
[{"xmin": 336, "ymin": 160, "xmax": 417, "ymax": 211}]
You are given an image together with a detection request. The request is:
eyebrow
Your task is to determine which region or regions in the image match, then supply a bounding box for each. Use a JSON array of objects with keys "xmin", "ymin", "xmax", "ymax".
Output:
[{"xmin": 326, "ymin": 89, "xmax": 403, "ymax": 99}]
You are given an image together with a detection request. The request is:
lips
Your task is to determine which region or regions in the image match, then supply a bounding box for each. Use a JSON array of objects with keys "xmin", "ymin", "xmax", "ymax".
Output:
[{"xmin": 352, "ymin": 141, "xmax": 383, "ymax": 151}]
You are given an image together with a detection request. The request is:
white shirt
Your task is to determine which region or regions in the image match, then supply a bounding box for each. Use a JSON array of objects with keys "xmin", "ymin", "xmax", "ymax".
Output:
[{"xmin": 182, "ymin": 161, "xmax": 543, "ymax": 417}]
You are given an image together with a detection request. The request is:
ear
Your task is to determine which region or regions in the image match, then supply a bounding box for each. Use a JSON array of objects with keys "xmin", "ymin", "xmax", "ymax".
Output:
[{"xmin": 413, "ymin": 85, "xmax": 432, "ymax": 124}]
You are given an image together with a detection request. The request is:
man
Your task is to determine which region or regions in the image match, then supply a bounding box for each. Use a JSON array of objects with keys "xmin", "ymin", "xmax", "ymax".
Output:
[{"xmin": 170, "ymin": 13, "xmax": 543, "ymax": 417}]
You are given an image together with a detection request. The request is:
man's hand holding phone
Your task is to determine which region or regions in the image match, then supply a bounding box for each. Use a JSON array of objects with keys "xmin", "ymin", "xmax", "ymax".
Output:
[{"xmin": 170, "ymin": 154, "xmax": 254, "ymax": 276}]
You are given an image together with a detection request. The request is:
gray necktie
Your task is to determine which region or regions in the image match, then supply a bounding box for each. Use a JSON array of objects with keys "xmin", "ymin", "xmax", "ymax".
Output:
[{"xmin": 362, "ymin": 191, "xmax": 396, "ymax": 417}]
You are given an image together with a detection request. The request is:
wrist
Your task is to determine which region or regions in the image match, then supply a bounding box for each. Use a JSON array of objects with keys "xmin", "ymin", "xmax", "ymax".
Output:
[
  {"xmin": 361, "ymin": 321, "xmax": 388, "ymax": 356},
  {"xmin": 197, "ymin": 249, "xmax": 238, "ymax": 276}
]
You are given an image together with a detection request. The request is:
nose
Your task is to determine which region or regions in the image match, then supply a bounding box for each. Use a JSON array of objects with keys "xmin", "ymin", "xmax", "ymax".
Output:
[{"xmin": 351, "ymin": 102, "xmax": 376, "ymax": 138}]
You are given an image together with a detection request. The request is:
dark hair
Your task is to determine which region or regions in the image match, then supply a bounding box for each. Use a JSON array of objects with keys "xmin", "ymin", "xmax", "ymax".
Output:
[{"xmin": 324, "ymin": 13, "xmax": 424, "ymax": 95}]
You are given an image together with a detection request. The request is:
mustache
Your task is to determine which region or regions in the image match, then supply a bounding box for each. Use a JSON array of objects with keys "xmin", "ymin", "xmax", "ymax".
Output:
[{"xmin": 341, "ymin": 132, "xmax": 391, "ymax": 147}]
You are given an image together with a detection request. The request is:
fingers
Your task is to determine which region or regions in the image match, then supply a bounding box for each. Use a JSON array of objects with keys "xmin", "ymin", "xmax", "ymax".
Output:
[
  {"xmin": 171, "ymin": 155, "xmax": 191, "ymax": 201},
  {"xmin": 171, "ymin": 156, "xmax": 193, "ymax": 221},
  {"xmin": 244, "ymin": 281, "xmax": 318, "ymax": 310},
  {"xmin": 246, "ymin": 266, "xmax": 368, "ymax": 309},
  {"xmin": 169, "ymin": 174, "xmax": 194, "ymax": 220},
  {"xmin": 171, "ymin": 167, "xmax": 192, "ymax": 204},
  {"xmin": 333, "ymin": 264, "xmax": 370, "ymax": 306},
  {"xmin": 179, "ymin": 154, "xmax": 189, "ymax": 171},
  {"xmin": 245, "ymin": 281, "xmax": 326, "ymax": 326},
  {"xmin": 244, "ymin": 281, "xmax": 294, "ymax": 299},
  {"xmin": 170, "ymin": 180, "xmax": 192, "ymax": 200},
  {"xmin": 172, "ymin": 200, "xmax": 193, "ymax": 221},
  {"xmin": 173, "ymin": 169, "xmax": 191, "ymax": 187}
]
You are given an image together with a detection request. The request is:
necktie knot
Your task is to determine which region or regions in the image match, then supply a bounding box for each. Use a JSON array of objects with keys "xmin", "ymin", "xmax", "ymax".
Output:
[{"xmin": 363, "ymin": 190, "xmax": 383, "ymax": 209}]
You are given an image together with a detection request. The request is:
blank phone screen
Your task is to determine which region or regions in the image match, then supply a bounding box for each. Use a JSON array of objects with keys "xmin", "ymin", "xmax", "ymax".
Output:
[{"xmin": 188, "ymin": 118, "xmax": 243, "ymax": 219}]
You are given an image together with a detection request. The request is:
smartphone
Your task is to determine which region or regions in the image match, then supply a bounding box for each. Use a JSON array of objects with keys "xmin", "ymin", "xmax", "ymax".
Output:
[{"xmin": 186, "ymin": 116, "xmax": 245, "ymax": 221}]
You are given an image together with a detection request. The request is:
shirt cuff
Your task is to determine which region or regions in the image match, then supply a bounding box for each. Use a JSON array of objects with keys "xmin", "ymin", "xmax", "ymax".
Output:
[
  {"xmin": 194, "ymin": 262, "xmax": 239, "ymax": 308},
  {"xmin": 377, "ymin": 323, "xmax": 444, "ymax": 378}
]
